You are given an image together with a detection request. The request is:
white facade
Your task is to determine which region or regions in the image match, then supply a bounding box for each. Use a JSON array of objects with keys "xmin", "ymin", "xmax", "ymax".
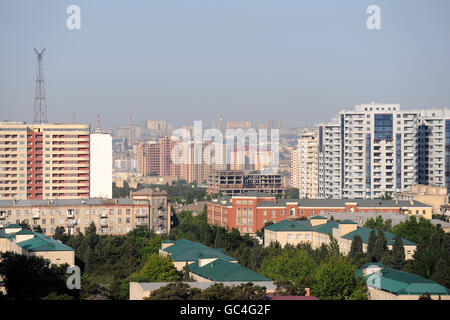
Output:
[
  {"xmin": 317, "ymin": 117, "xmax": 342, "ymax": 199},
  {"xmin": 90, "ymin": 133, "xmax": 113, "ymax": 198},
  {"xmin": 290, "ymin": 129, "xmax": 318, "ymax": 198}
]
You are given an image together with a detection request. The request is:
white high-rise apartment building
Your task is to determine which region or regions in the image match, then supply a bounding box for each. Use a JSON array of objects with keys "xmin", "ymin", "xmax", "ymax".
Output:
[
  {"xmin": 316, "ymin": 103, "xmax": 450, "ymax": 199},
  {"xmin": 317, "ymin": 117, "xmax": 343, "ymax": 199},
  {"xmin": 290, "ymin": 129, "xmax": 318, "ymax": 198},
  {"xmin": 340, "ymin": 103, "xmax": 419, "ymax": 198},
  {"xmin": 416, "ymin": 109, "xmax": 450, "ymax": 189}
]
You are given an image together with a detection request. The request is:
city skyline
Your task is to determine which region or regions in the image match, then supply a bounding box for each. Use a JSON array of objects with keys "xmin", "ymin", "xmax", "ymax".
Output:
[{"xmin": 1, "ymin": 1, "xmax": 450, "ymax": 128}]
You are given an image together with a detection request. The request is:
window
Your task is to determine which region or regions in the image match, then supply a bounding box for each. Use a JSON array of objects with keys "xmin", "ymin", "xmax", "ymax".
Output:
[
  {"xmin": 272, "ymin": 210, "xmax": 276, "ymax": 218},
  {"xmin": 85, "ymin": 209, "xmax": 89, "ymax": 215},
  {"xmin": 305, "ymin": 234, "xmax": 311, "ymax": 240},
  {"xmin": 296, "ymin": 234, "xmax": 301, "ymax": 240},
  {"xmin": 109, "ymin": 209, "xmax": 114, "ymax": 215},
  {"xmin": 287, "ymin": 234, "xmax": 293, "ymax": 240},
  {"xmin": 263, "ymin": 210, "xmax": 267, "ymax": 216}
]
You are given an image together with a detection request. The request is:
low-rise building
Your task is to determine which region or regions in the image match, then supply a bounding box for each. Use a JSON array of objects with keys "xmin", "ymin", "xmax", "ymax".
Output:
[
  {"xmin": 356, "ymin": 263, "xmax": 450, "ymax": 300},
  {"xmin": 159, "ymin": 239, "xmax": 270, "ymax": 282},
  {"xmin": 0, "ymin": 224, "xmax": 75, "ymax": 265},
  {"xmin": 207, "ymin": 192, "xmax": 433, "ymax": 235},
  {"xmin": 0, "ymin": 188, "xmax": 171, "ymax": 236},
  {"xmin": 264, "ymin": 216, "xmax": 417, "ymax": 259}
]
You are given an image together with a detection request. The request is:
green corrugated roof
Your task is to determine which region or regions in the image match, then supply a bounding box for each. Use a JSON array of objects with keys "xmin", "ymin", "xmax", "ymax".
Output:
[
  {"xmin": 17, "ymin": 233, "xmax": 74, "ymax": 252},
  {"xmin": 4, "ymin": 224, "xmax": 22, "ymax": 229},
  {"xmin": 357, "ymin": 263, "xmax": 450, "ymax": 295},
  {"xmin": 188, "ymin": 258, "xmax": 270, "ymax": 282},
  {"xmin": 163, "ymin": 239, "xmax": 237, "ymax": 262},
  {"xmin": 310, "ymin": 215, "xmax": 328, "ymax": 220},
  {"xmin": 341, "ymin": 227, "xmax": 416, "ymax": 246},
  {"xmin": 265, "ymin": 220, "xmax": 314, "ymax": 232},
  {"xmin": 339, "ymin": 220, "xmax": 358, "ymax": 224}
]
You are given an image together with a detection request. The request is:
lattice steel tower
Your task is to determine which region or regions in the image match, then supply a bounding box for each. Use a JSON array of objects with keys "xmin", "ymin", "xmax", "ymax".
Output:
[{"xmin": 33, "ymin": 48, "xmax": 48, "ymax": 123}]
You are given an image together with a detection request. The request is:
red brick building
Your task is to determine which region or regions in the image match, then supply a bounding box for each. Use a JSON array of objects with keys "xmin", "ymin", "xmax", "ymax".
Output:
[{"xmin": 207, "ymin": 192, "xmax": 431, "ymax": 234}]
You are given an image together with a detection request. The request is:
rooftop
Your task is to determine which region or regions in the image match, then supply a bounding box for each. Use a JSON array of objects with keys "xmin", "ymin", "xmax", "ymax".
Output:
[
  {"xmin": 162, "ymin": 239, "xmax": 237, "ymax": 262},
  {"xmin": 188, "ymin": 258, "xmax": 270, "ymax": 282},
  {"xmin": 356, "ymin": 263, "xmax": 450, "ymax": 296}
]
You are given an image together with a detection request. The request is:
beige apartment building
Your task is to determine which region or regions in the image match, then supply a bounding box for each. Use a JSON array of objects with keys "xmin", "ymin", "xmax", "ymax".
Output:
[
  {"xmin": 290, "ymin": 129, "xmax": 318, "ymax": 198},
  {"xmin": 0, "ymin": 121, "xmax": 91, "ymax": 200},
  {"xmin": 0, "ymin": 188, "xmax": 171, "ymax": 236}
]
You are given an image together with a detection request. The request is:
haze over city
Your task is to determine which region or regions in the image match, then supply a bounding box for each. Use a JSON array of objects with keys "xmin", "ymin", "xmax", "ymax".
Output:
[{"xmin": 1, "ymin": 0, "xmax": 450, "ymax": 129}]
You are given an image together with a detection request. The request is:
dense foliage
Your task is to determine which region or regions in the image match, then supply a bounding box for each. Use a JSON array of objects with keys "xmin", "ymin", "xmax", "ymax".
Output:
[
  {"xmin": 145, "ymin": 282, "xmax": 267, "ymax": 300},
  {"xmin": 0, "ymin": 252, "xmax": 75, "ymax": 300}
]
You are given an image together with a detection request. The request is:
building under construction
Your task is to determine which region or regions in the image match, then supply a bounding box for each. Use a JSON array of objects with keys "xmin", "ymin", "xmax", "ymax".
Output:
[{"xmin": 207, "ymin": 170, "xmax": 284, "ymax": 197}]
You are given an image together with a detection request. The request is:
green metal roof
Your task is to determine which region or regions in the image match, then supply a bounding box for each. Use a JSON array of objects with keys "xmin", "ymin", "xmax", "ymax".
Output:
[
  {"xmin": 4, "ymin": 224, "xmax": 22, "ymax": 229},
  {"xmin": 163, "ymin": 239, "xmax": 237, "ymax": 262},
  {"xmin": 341, "ymin": 227, "xmax": 416, "ymax": 246},
  {"xmin": 17, "ymin": 232, "xmax": 74, "ymax": 252},
  {"xmin": 188, "ymin": 258, "xmax": 270, "ymax": 282},
  {"xmin": 310, "ymin": 215, "xmax": 328, "ymax": 220},
  {"xmin": 162, "ymin": 239, "xmax": 174, "ymax": 243},
  {"xmin": 356, "ymin": 263, "xmax": 450, "ymax": 296},
  {"xmin": 339, "ymin": 220, "xmax": 358, "ymax": 224},
  {"xmin": 265, "ymin": 220, "xmax": 314, "ymax": 232}
]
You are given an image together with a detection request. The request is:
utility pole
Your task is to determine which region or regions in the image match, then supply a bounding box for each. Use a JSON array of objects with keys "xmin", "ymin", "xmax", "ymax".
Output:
[{"xmin": 33, "ymin": 48, "xmax": 48, "ymax": 123}]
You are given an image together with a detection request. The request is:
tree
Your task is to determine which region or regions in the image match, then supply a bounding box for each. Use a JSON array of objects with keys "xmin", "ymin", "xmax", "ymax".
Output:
[
  {"xmin": 390, "ymin": 216, "xmax": 443, "ymax": 245},
  {"xmin": 132, "ymin": 253, "xmax": 180, "ymax": 283},
  {"xmin": 366, "ymin": 229, "xmax": 377, "ymax": 262},
  {"xmin": 284, "ymin": 188, "xmax": 299, "ymax": 199},
  {"xmin": 19, "ymin": 220, "xmax": 31, "ymax": 231},
  {"xmin": 0, "ymin": 252, "xmax": 72, "ymax": 300},
  {"xmin": 372, "ymin": 230, "xmax": 388, "ymax": 263},
  {"xmin": 33, "ymin": 225, "xmax": 44, "ymax": 234},
  {"xmin": 390, "ymin": 234, "xmax": 405, "ymax": 270},
  {"xmin": 274, "ymin": 280, "xmax": 306, "ymax": 296},
  {"xmin": 311, "ymin": 257, "xmax": 367, "ymax": 300},
  {"xmin": 364, "ymin": 216, "xmax": 392, "ymax": 232},
  {"xmin": 146, "ymin": 282, "xmax": 201, "ymax": 300},
  {"xmin": 231, "ymin": 283, "xmax": 266, "ymax": 300},
  {"xmin": 260, "ymin": 248, "xmax": 317, "ymax": 285},
  {"xmin": 194, "ymin": 283, "xmax": 235, "ymax": 300},
  {"xmin": 54, "ymin": 226, "xmax": 66, "ymax": 241},
  {"xmin": 349, "ymin": 235, "xmax": 364, "ymax": 264},
  {"xmin": 419, "ymin": 292, "xmax": 432, "ymax": 300}
]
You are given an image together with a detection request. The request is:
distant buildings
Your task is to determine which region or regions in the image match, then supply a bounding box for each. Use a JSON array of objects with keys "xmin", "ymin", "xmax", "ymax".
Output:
[
  {"xmin": 264, "ymin": 217, "xmax": 416, "ymax": 259},
  {"xmin": 207, "ymin": 192, "xmax": 432, "ymax": 235},
  {"xmin": 356, "ymin": 263, "xmax": 450, "ymax": 300},
  {"xmin": 0, "ymin": 188, "xmax": 170, "ymax": 236},
  {"xmin": 207, "ymin": 170, "xmax": 284, "ymax": 197}
]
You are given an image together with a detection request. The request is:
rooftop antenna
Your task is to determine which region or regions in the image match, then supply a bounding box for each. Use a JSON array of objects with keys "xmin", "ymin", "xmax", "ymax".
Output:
[
  {"xmin": 96, "ymin": 114, "xmax": 101, "ymax": 133},
  {"xmin": 33, "ymin": 48, "xmax": 48, "ymax": 123}
]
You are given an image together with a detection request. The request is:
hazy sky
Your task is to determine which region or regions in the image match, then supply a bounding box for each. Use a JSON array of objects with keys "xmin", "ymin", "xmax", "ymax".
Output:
[{"xmin": 1, "ymin": 0, "xmax": 450, "ymax": 129}]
